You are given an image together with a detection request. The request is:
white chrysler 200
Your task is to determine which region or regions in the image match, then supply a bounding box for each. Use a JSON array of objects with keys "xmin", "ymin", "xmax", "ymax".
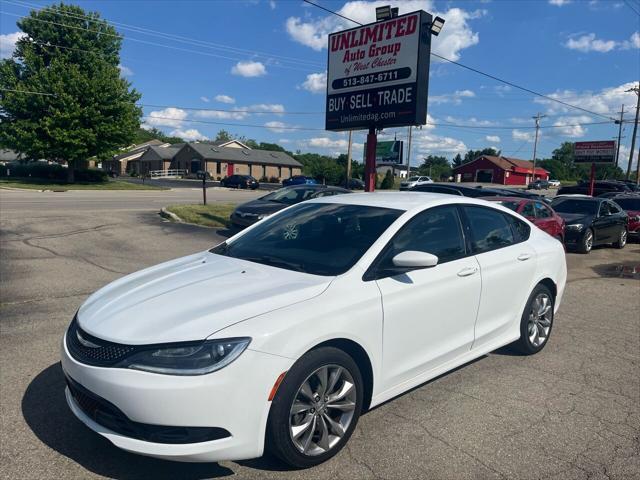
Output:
[{"xmin": 61, "ymin": 192, "xmax": 566, "ymax": 468}]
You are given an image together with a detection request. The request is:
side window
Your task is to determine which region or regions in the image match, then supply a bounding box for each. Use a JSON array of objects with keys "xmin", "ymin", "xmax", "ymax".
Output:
[
  {"xmin": 379, "ymin": 206, "xmax": 467, "ymax": 270},
  {"xmin": 534, "ymin": 202, "xmax": 551, "ymax": 218},
  {"xmin": 599, "ymin": 202, "xmax": 610, "ymax": 216},
  {"xmin": 608, "ymin": 202, "xmax": 621, "ymax": 214},
  {"xmin": 521, "ymin": 202, "xmax": 536, "ymax": 218},
  {"xmin": 463, "ymin": 206, "xmax": 515, "ymax": 254},
  {"xmin": 505, "ymin": 214, "xmax": 531, "ymax": 243}
]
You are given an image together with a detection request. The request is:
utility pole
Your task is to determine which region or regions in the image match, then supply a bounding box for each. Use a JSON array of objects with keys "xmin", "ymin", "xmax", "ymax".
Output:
[
  {"xmin": 406, "ymin": 125, "xmax": 413, "ymax": 179},
  {"xmin": 345, "ymin": 130, "xmax": 353, "ymax": 189},
  {"xmin": 614, "ymin": 104, "xmax": 624, "ymax": 168},
  {"xmin": 625, "ymin": 85, "xmax": 639, "ymax": 181},
  {"xmin": 531, "ymin": 113, "xmax": 546, "ymax": 184}
]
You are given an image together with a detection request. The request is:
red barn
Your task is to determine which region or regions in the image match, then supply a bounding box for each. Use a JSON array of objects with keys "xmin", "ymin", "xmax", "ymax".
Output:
[{"xmin": 452, "ymin": 155, "xmax": 549, "ymax": 186}]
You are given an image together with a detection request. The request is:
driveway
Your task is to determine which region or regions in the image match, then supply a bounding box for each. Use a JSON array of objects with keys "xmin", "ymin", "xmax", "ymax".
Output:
[{"xmin": 1, "ymin": 188, "xmax": 638, "ymax": 480}]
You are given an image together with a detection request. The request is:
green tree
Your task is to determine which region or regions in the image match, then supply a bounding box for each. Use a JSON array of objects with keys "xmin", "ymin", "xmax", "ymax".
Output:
[
  {"xmin": 419, "ymin": 155, "xmax": 451, "ymax": 180},
  {"xmin": 452, "ymin": 153, "xmax": 463, "ymax": 168},
  {"xmin": 380, "ymin": 169, "xmax": 395, "ymax": 189},
  {"xmin": 134, "ymin": 127, "xmax": 183, "ymax": 145},
  {"xmin": 463, "ymin": 148, "xmax": 500, "ymax": 164},
  {"xmin": 0, "ymin": 3, "xmax": 141, "ymax": 182},
  {"xmin": 214, "ymin": 130, "xmax": 233, "ymax": 143}
]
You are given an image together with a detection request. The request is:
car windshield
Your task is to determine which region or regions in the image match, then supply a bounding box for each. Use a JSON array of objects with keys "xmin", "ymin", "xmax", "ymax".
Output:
[
  {"xmin": 552, "ymin": 199, "xmax": 598, "ymax": 215},
  {"xmin": 497, "ymin": 201, "xmax": 521, "ymax": 211},
  {"xmin": 210, "ymin": 203, "xmax": 402, "ymax": 276},
  {"xmin": 407, "ymin": 176, "xmax": 420, "ymax": 182},
  {"xmin": 260, "ymin": 187, "xmax": 320, "ymax": 205},
  {"xmin": 614, "ymin": 198, "xmax": 640, "ymax": 210}
]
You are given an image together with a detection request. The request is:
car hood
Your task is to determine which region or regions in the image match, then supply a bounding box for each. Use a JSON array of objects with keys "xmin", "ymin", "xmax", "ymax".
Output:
[
  {"xmin": 77, "ymin": 252, "xmax": 332, "ymax": 344},
  {"xmin": 556, "ymin": 212, "xmax": 593, "ymax": 224},
  {"xmin": 235, "ymin": 199, "xmax": 286, "ymax": 215}
]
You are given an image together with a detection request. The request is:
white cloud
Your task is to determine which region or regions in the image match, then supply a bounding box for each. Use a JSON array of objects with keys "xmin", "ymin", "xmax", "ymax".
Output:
[
  {"xmin": 565, "ymin": 32, "xmax": 640, "ymax": 53},
  {"xmin": 486, "ymin": 135, "xmax": 501, "ymax": 142},
  {"xmin": 265, "ymin": 121, "xmax": 291, "ymax": 133},
  {"xmin": 0, "ymin": 32, "xmax": 26, "ymax": 59},
  {"xmin": 550, "ymin": 115, "xmax": 592, "ymax": 138},
  {"xmin": 200, "ymin": 96, "xmax": 210, "ymax": 103},
  {"xmin": 411, "ymin": 130, "xmax": 468, "ymax": 156},
  {"xmin": 118, "ymin": 64, "xmax": 133, "ymax": 76},
  {"xmin": 300, "ymin": 72, "xmax": 327, "ymax": 94},
  {"xmin": 285, "ymin": 1, "xmax": 481, "ymax": 61},
  {"xmin": 248, "ymin": 104, "xmax": 285, "ymax": 115},
  {"xmin": 308, "ymin": 137, "xmax": 349, "ymax": 148},
  {"xmin": 549, "ymin": 0, "xmax": 571, "ymax": 5},
  {"xmin": 145, "ymin": 107, "xmax": 188, "ymax": 128},
  {"xmin": 512, "ymin": 129, "xmax": 536, "ymax": 142},
  {"xmin": 269, "ymin": 0, "xmax": 276, "ymax": 9},
  {"xmin": 195, "ymin": 109, "xmax": 248, "ymax": 120},
  {"xmin": 431, "ymin": 89, "xmax": 476, "ymax": 105},
  {"xmin": 194, "ymin": 103, "xmax": 285, "ymax": 121},
  {"xmin": 170, "ymin": 128, "xmax": 208, "ymax": 141},
  {"xmin": 565, "ymin": 33, "xmax": 617, "ymax": 53},
  {"xmin": 231, "ymin": 61, "xmax": 267, "ymax": 77},
  {"xmin": 215, "ymin": 94, "xmax": 236, "ymax": 104},
  {"xmin": 535, "ymin": 82, "xmax": 638, "ymax": 115}
]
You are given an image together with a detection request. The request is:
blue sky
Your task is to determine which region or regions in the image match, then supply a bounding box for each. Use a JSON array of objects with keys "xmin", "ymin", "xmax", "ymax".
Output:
[{"xmin": 1, "ymin": 0, "xmax": 639, "ymax": 169}]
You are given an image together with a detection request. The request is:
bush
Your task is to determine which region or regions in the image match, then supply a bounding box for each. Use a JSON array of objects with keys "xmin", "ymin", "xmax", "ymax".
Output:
[
  {"xmin": 0, "ymin": 162, "xmax": 108, "ymax": 183},
  {"xmin": 268, "ymin": 176, "xmax": 280, "ymax": 183},
  {"xmin": 259, "ymin": 176, "xmax": 269, "ymax": 183},
  {"xmin": 380, "ymin": 170, "xmax": 395, "ymax": 189}
]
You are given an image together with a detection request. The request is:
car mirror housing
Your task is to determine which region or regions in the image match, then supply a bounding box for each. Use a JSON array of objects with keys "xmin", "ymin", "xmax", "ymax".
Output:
[{"xmin": 392, "ymin": 251, "xmax": 439, "ymax": 269}]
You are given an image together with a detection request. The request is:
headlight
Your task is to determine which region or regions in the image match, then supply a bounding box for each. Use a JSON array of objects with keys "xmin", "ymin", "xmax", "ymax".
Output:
[
  {"xmin": 117, "ymin": 338, "xmax": 251, "ymax": 375},
  {"xmin": 257, "ymin": 213, "xmax": 271, "ymax": 220},
  {"xmin": 566, "ymin": 224, "xmax": 584, "ymax": 231}
]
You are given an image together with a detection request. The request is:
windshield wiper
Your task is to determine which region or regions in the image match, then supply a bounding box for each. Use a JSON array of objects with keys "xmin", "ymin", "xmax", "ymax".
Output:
[{"xmin": 241, "ymin": 255, "xmax": 306, "ymax": 272}]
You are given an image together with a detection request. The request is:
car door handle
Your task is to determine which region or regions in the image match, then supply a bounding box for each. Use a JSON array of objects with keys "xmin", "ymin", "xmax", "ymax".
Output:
[
  {"xmin": 517, "ymin": 253, "xmax": 532, "ymax": 261},
  {"xmin": 457, "ymin": 267, "xmax": 478, "ymax": 277}
]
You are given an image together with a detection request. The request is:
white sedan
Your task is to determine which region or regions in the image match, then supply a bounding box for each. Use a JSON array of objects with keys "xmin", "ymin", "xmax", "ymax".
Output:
[
  {"xmin": 399, "ymin": 175, "xmax": 433, "ymax": 190},
  {"xmin": 61, "ymin": 192, "xmax": 566, "ymax": 468}
]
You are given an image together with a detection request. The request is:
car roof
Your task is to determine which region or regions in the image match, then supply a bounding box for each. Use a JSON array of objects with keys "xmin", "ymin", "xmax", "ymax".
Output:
[
  {"xmin": 486, "ymin": 196, "xmax": 530, "ymax": 203},
  {"xmin": 307, "ymin": 191, "xmax": 500, "ymax": 211},
  {"xmin": 554, "ymin": 195, "xmax": 602, "ymax": 202}
]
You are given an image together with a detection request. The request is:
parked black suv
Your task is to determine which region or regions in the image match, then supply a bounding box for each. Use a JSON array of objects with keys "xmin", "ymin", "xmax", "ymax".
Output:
[
  {"xmin": 557, "ymin": 180, "xmax": 631, "ymax": 197},
  {"xmin": 220, "ymin": 174, "xmax": 259, "ymax": 190},
  {"xmin": 410, "ymin": 183, "xmax": 547, "ymax": 201}
]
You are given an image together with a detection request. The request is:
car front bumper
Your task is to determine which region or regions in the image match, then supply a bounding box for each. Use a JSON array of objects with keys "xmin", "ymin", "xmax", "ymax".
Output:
[
  {"xmin": 229, "ymin": 212, "xmax": 260, "ymax": 228},
  {"xmin": 61, "ymin": 334, "xmax": 291, "ymax": 462},
  {"xmin": 563, "ymin": 228, "xmax": 585, "ymax": 246}
]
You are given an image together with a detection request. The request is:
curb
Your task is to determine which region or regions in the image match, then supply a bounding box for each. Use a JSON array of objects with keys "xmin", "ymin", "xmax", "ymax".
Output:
[{"xmin": 159, "ymin": 207, "xmax": 183, "ymax": 223}]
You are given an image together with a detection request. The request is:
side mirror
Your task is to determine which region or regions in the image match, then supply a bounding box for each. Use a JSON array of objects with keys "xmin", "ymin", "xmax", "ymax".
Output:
[{"xmin": 392, "ymin": 251, "xmax": 439, "ymax": 269}]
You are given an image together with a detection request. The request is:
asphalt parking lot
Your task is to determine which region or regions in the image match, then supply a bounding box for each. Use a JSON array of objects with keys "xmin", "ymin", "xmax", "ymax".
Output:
[{"xmin": 1, "ymin": 188, "xmax": 638, "ymax": 480}]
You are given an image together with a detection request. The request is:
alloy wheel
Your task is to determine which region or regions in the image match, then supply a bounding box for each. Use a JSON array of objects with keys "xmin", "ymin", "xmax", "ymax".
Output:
[
  {"xmin": 620, "ymin": 229, "xmax": 627, "ymax": 247},
  {"xmin": 528, "ymin": 293, "xmax": 552, "ymax": 348},
  {"xmin": 584, "ymin": 230, "xmax": 593, "ymax": 252},
  {"xmin": 289, "ymin": 365, "xmax": 357, "ymax": 456}
]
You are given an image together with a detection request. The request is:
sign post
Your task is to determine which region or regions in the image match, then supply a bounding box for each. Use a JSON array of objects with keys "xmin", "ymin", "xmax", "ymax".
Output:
[
  {"xmin": 573, "ymin": 141, "xmax": 616, "ymax": 197},
  {"xmin": 325, "ymin": 9, "xmax": 436, "ymax": 192}
]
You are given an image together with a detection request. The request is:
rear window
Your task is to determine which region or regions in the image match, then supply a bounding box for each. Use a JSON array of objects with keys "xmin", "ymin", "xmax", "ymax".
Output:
[
  {"xmin": 497, "ymin": 201, "xmax": 521, "ymax": 212},
  {"xmin": 553, "ymin": 199, "xmax": 598, "ymax": 215}
]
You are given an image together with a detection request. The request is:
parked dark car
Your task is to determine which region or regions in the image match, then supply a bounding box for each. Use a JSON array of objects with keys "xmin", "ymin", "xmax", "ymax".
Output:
[
  {"xmin": 230, "ymin": 184, "xmax": 351, "ymax": 228},
  {"xmin": 410, "ymin": 183, "xmax": 547, "ymax": 201},
  {"xmin": 282, "ymin": 175, "xmax": 317, "ymax": 187},
  {"xmin": 347, "ymin": 178, "xmax": 365, "ymax": 190},
  {"xmin": 487, "ymin": 197, "xmax": 565, "ymax": 242},
  {"xmin": 610, "ymin": 194, "xmax": 640, "ymax": 240},
  {"xmin": 528, "ymin": 180, "xmax": 550, "ymax": 190},
  {"xmin": 557, "ymin": 180, "xmax": 631, "ymax": 197},
  {"xmin": 551, "ymin": 197, "xmax": 628, "ymax": 253},
  {"xmin": 221, "ymin": 174, "xmax": 259, "ymax": 190}
]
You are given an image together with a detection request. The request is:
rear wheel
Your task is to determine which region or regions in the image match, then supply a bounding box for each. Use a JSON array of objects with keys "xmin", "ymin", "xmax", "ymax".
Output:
[
  {"xmin": 613, "ymin": 227, "xmax": 627, "ymax": 249},
  {"xmin": 577, "ymin": 228, "xmax": 593, "ymax": 254},
  {"xmin": 511, "ymin": 284, "xmax": 554, "ymax": 355},
  {"xmin": 266, "ymin": 347, "xmax": 363, "ymax": 468}
]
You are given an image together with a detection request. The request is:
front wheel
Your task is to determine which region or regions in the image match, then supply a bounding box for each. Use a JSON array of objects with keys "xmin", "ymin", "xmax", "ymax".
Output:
[
  {"xmin": 266, "ymin": 347, "xmax": 363, "ymax": 468},
  {"xmin": 613, "ymin": 227, "xmax": 627, "ymax": 249},
  {"xmin": 511, "ymin": 284, "xmax": 554, "ymax": 355},
  {"xmin": 577, "ymin": 228, "xmax": 593, "ymax": 254}
]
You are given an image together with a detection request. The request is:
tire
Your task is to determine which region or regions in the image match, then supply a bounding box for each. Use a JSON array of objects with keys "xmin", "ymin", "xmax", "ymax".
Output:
[
  {"xmin": 266, "ymin": 347, "xmax": 364, "ymax": 468},
  {"xmin": 613, "ymin": 227, "xmax": 627, "ymax": 249},
  {"xmin": 511, "ymin": 284, "xmax": 554, "ymax": 355},
  {"xmin": 577, "ymin": 228, "xmax": 593, "ymax": 254}
]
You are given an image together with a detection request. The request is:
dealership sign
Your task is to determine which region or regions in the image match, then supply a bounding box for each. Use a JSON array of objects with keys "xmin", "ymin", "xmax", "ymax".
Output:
[
  {"xmin": 362, "ymin": 140, "xmax": 404, "ymax": 164},
  {"xmin": 574, "ymin": 141, "xmax": 616, "ymax": 163},
  {"xmin": 325, "ymin": 11, "xmax": 432, "ymax": 131}
]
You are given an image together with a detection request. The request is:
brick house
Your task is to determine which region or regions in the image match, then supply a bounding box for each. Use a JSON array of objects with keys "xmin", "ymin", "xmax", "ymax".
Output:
[
  {"xmin": 452, "ymin": 155, "xmax": 549, "ymax": 185},
  {"xmin": 103, "ymin": 140, "xmax": 169, "ymax": 175},
  {"xmin": 170, "ymin": 142, "xmax": 302, "ymax": 181}
]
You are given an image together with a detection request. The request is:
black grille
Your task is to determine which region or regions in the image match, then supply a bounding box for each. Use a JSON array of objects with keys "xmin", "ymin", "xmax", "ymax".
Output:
[
  {"xmin": 66, "ymin": 317, "xmax": 136, "ymax": 367},
  {"xmin": 66, "ymin": 375, "xmax": 231, "ymax": 444}
]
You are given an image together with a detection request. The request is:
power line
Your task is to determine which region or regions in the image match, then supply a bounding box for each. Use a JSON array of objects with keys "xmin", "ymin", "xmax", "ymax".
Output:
[
  {"xmin": 140, "ymin": 103, "xmax": 324, "ymax": 115},
  {"xmin": 2, "ymin": 11, "xmax": 317, "ymax": 73},
  {"xmin": 302, "ymin": 1, "xmax": 618, "ymax": 122},
  {"xmin": 6, "ymin": 0, "xmax": 324, "ymax": 69},
  {"xmin": 143, "ymin": 115, "xmax": 326, "ymax": 131},
  {"xmin": 0, "ymin": 87, "xmax": 55, "ymax": 96},
  {"xmin": 623, "ymin": 0, "xmax": 640, "ymax": 16}
]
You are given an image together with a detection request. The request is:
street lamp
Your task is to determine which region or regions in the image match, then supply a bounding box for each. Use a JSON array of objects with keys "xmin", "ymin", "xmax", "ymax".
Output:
[
  {"xmin": 376, "ymin": 6, "xmax": 392, "ymax": 21},
  {"xmin": 430, "ymin": 16, "xmax": 446, "ymax": 36}
]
